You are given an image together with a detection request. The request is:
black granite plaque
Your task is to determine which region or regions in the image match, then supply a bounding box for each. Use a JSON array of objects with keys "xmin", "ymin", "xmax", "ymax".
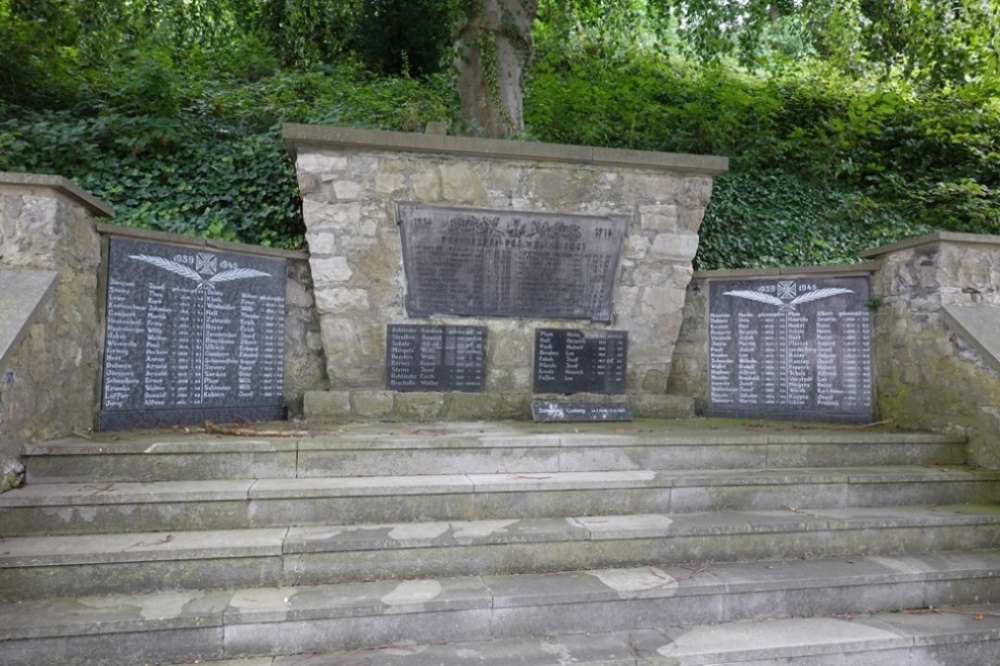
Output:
[
  {"xmin": 396, "ymin": 203, "xmax": 627, "ymax": 322},
  {"xmin": 386, "ymin": 324, "xmax": 487, "ymax": 392},
  {"xmin": 532, "ymin": 401, "xmax": 633, "ymax": 422},
  {"xmin": 533, "ymin": 328, "xmax": 627, "ymax": 394},
  {"xmin": 706, "ymin": 275, "xmax": 873, "ymax": 423},
  {"xmin": 100, "ymin": 237, "xmax": 286, "ymax": 430}
]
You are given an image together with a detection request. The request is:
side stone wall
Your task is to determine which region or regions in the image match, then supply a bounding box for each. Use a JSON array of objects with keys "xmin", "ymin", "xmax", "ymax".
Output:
[
  {"xmin": 284, "ymin": 124, "xmax": 728, "ymax": 420},
  {"xmin": 0, "ymin": 174, "xmax": 328, "ymax": 492},
  {"xmin": 669, "ymin": 233, "xmax": 1000, "ymax": 469},
  {"xmin": 862, "ymin": 233, "xmax": 1000, "ymax": 469},
  {"xmin": 0, "ymin": 173, "xmax": 107, "ymax": 488}
]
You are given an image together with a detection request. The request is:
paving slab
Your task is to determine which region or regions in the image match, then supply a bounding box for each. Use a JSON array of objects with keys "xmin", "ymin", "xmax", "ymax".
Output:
[
  {"xmin": 19, "ymin": 421, "xmax": 970, "ymax": 484},
  {"xmin": 269, "ymin": 634, "xmax": 649, "ymax": 665}
]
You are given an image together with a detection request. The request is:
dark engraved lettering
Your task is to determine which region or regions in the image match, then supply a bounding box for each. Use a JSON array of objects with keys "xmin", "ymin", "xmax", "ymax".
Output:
[
  {"xmin": 532, "ymin": 401, "xmax": 633, "ymax": 422},
  {"xmin": 396, "ymin": 203, "xmax": 626, "ymax": 322},
  {"xmin": 386, "ymin": 324, "xmax": 487, "ymax": 392},
  {"xmin": 100, "ymin": 237, "xmax": 286, "ymax": 429},
  {"xmin": 533, "ymin": 328, "xmax": 627, "ymax": 394},
  {"xmin": 706, "ymin": 276, "xmax": 873, "ymax": 423}
]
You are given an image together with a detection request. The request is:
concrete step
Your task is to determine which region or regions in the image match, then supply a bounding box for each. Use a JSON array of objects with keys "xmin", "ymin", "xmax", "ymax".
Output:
[
  {"xmin": 3, "ymin": 466, "xmax": 997, "ymax": 536},
  {"xmin": 5, "ymin": 505, "xmax": 1000, "ymax": 600},
  {"xmin": 149, "ymin": 607, "xmax": 1000, "ymax": 666},
  {"xmin": 2, "ymin": 551, "xmax": 999, "ymax": 666},
  {"xmin": 21, "ymin": 424, "xmax": 968, "ymax": 483}
]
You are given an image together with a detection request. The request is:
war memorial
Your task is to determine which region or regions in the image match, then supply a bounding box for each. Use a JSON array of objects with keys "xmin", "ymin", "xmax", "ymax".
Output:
[{"xmin": 1, "ymin": 124, "xmax": 1000, "ymax": 664}]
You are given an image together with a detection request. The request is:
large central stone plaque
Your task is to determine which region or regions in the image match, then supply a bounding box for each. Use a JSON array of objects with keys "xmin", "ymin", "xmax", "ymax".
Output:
[
  {"xmin": 706, "ymin": 275, "xmax": 873, "ymax": 423},
  {"xmin": 100, "ymin": 237, "xmax": 286, "ymax": 430},
  {"xmin": 396, "ymin": 203, "xmax": 627, "ymax": 322}
]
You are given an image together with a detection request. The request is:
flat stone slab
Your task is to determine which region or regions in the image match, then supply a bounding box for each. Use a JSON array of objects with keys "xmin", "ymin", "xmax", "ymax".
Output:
[
  {"xmin": 148, "ymin": 605, "xmax": 1000, "ymax": 664},
  {"xmin": 5, "ymin": 507, "xmax": 1000, "ymax": 570},
  {"xmin": 944, "ymin": 304, "xmax": 1000, "ymax": 373},
  {"xmin": 626, "ymin": 604, "xmax": 1000, "ymax": 664},
  {"xmin": 5, "ymin": 467, "xmax": 994, "ymax": 508},
  {"xmin": 22, "ymin": 422, "xmax": 969, "ymax": 483},
  {"xmin": 5, "ymin": 551, "xmax": 1000, "ymax": 636},
  {"xmin": 0, "ymin": 268, "xmax": 57, "ymax": 369}
]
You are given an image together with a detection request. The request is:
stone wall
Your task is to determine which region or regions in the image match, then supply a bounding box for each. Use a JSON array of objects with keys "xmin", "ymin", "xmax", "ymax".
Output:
[
  {"xmin": 0, "ymin": 174, "xmax": 328, "ymax": 492},
  {"xmin": 0, "ymin": 173, "xmax": 108, "ymax": 488},
  {"xmin": 668, "ymin": 233, "xmax": 1000, "ymax": 469},
  {"xmin": 862, "ymin": 233, "xmax": 1000, "ymax": 469},
  {"xmin": 284, "ymin": 124, "xmax": 728, "ymax": 420}
]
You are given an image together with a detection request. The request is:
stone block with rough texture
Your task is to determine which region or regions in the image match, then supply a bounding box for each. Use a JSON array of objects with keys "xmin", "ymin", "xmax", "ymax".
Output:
[{"xmin": 284, "ymin": 125, "xmax": 728, "ymax": 418}]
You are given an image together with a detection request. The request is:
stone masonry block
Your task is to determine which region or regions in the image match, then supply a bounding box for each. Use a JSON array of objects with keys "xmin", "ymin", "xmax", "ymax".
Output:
[
  {"xmin": 310, "ymin": 257, "xmax": 353, "ymax": 286},
  {"xmin": 297, "ymin": 152, "xmax": 348, "ymax": 175},
  {"xmin": 639, "ymin": 205, "xmax": 679, "ymax": 233},
  {"xmin": 441, "ymin": 163, "xmax": 486, "ymax": 204},
  {"xmin": 314, "ymin": 288, "xmax": 369, "ymax": 315},
  {"xmin": 333, "ymin": 180, "xmax": 362, "ymax": 200},
  {"xmin": 305, "ymin": 230, "xmax": 336, "ymax": 256},
  {"xmin": 395, "ymin": 392, "xmax": 446, "ymax": 420},
  {"xmin": 622, "ymin": 173, "xmax": 680, "ymax": 202},
  {"xmin": 412, "ymin": 169, "xmax": 442, "ymax": 201},
  {"xmin": 304, "ymin": 391, "xmax": 352, "ymax": 421},
  {"xmin": 351, "ymin": 390, "xmax": 395, "ymax": 418},
  {"xmin": 650, "ymin": 233, "xmax": 700, "ymax": 262},
  {"xmin": 302, "ymin": 202, "xmax": 361, "ymax": 230},
  {"xmin": 677, "ymin": 176, "xmax": 714, "ymax": 207},
  {"xmin": 445, "ymin": 392, "xmax": 500, "ymax": 420}
]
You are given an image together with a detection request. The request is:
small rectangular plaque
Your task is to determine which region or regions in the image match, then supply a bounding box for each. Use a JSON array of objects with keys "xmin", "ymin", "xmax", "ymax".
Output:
[
  {"xmin": 386, "ymin": 324, "xmax": 487, "ymax": 392},
  {"xmin": 396, "ymin": 203, "xmax": 627, "ymax": 322},
  {"xmin": 533, "ymin": 328, "xmax": 627, "ymax": 394},
  {"xmin": 532, "ymin": 401, "xmax": 633, "ymax": 422},
  {"xmin": 706, "ymin": 275, "xmax": 873, "ymax": 423},
  {"xmin": 100, "ymin": 237, "xmax": 286, "ymax": 430}
]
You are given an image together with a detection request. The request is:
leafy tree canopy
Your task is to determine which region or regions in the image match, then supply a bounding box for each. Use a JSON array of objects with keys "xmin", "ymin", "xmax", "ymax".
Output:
[{"xmin": 0, "ymin": 0, "xmax": 997, "ymax": 265}]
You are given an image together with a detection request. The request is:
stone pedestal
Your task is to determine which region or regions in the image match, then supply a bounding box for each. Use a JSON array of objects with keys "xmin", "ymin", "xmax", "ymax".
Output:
[{"xmin": 284, "ymin": 125, "xmax": 727, "ymax": 419}]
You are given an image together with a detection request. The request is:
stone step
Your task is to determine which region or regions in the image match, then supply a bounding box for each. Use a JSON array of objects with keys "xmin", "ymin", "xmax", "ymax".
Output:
[
  {"xmin": 3, "ymin": 466, "xmax": 997, "ymax": 536},
  {"xmin": 149, "ymin": 607, "xmax": 1000, "ymax": 666},
  {"xmin": 3, "ymin": 506, "xmax": 1000, "ymax": 601},
  {"xmin": 21, "ymin": 425, "xmax": 967, "ymax": 483},
  {"xmin": 2, "ymin": 552, "xmax": 999, "ymax": 666}
]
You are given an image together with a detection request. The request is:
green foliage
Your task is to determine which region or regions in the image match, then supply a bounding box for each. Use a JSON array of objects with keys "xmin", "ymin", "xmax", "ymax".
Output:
[
  {"xmin": 526, "ymin": 39, "xmax": 1000, "ymax": 267},
  {"xmin": 354, "ymin": 0, "xmax": 460, "ymax": 77},
  {"xmin": 0, "ymin": 104, "xmax": 304, "ymax": 249},
  {"xmin": 235, "ymin": 0, "xmax": 358, "ymax": 68},
  {"xmin": 1, "ymin": 0, "xmax": 999, "ymax": 266},
  {"xmin": 697, "ymin": 171, "xmax": 934, "ymax": 270}
]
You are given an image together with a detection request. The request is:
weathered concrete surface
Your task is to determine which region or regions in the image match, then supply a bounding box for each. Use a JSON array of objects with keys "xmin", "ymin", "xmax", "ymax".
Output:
[
  {"xmin": 5, "ymin": 506, "xmax": 1000, "ymax": 600},
  {"xmin": 4, "ymin": 464, "xmax": 997, "ymax": 536},
  {"xmin": 3, "ymin": 553, "xmax": 1000, "ymax": 665},
  {"xmin": 284, "ymin": 124, "xmax": 727, "ymax": 419}
]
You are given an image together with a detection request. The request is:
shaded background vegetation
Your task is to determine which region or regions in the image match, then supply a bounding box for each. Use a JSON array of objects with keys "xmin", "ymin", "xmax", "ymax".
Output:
[{"xmin": 1, "ymin": 0, "xmax": 998, "ymax": 269}]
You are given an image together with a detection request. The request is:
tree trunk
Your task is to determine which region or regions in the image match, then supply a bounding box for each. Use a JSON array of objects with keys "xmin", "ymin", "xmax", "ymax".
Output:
[{"xmin": 455, "ymin": 0, "xmax": 538, "ymax": 138}]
